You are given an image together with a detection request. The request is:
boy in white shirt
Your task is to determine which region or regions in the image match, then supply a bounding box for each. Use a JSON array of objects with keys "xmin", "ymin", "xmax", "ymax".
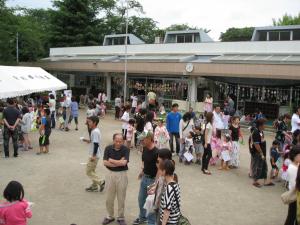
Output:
[{"xmin": 83, "ymin": 116, "xmax": 105, "ymax": 192}]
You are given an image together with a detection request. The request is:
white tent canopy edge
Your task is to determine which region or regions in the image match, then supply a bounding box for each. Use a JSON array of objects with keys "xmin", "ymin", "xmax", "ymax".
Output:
[{"xmin": 0, "ymin": 66, "xmax": 67, "ymax": 99}]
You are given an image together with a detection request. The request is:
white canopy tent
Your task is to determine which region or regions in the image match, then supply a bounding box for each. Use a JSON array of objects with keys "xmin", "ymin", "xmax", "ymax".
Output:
[{"xmin": 0, "ymin": 66, "xmax": 67, "ymax": 99}]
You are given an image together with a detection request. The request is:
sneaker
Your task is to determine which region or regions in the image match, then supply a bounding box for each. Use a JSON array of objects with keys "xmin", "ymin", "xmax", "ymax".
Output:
[
  {"xmin": 85, "ymin": 186, "xmax": 98, "ymax": 192},
  {"xmin": 99, "ymin": 180, "xmax": 105, "ymax": 192},
  {"xmin": 132, "ymin": 218, "xmax": 147, "ymax": 225}
]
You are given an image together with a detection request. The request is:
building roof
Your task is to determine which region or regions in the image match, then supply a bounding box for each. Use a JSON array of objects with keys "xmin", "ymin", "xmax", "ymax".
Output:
[
  {"xmin": 253, "ymin": 25, "xmax": 300, "ymax": 31},
  {"xmin": 103, "ymin": 34, "xmax": 145, "ymax": 45},
  {"xmin": 163, "ymin": 29, "xmax": 214, "ymax": 43}
]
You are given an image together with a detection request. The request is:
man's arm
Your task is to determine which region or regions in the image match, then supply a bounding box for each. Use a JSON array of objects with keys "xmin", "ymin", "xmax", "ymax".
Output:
[
  {"xmin": 109, "ymin": 157, "xmax": 128, "ymax": 166},
  {"xmin": 3, "ymin": 118, "xmax": 11, "ymax": 128},
  {"xmin": 12, "ymin": 118, "xmax": 21, "ymax": 129},
  {"xmin": 103, "ymin": 160, "xmax": 117, "ymax": 167}
]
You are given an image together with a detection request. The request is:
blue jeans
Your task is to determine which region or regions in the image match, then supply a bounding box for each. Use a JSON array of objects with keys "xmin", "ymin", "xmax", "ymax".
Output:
[
  {"xmin": 147, "ymin": 211, "xmax": 157, "ymax": 225},
  {"xmin": 138, "ymin": 175, "xmax": 155, "ymax": 222}
]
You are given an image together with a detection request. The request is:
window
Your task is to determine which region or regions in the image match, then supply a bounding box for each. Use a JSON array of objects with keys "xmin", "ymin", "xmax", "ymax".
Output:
[
  {"xmin": 194, "ymin": 33, "xmax": 201, "ymax": 42},
  {"xmin": 107, "ymin": 38, "xmax": 113, "ymax": 45},
  {"xmin": 177, "ymin": 35, "xmax": 185, "ymax": 43},
  {"xmin": 185, "ymin": 34, "xmax": 193, "ymax": 43},
  {"xmin": 280, "ymin": 31, "xmax": 290, "ymax": 41},
  {"xmin": 269, "ymin": 31, "xmax": 279, "ymax": 41},
  {"xmin": 293, "ymin": 30, "xmax": 300, "ymax": 40},
  {"xmin": 258, "ymin": 31, "xmax": 267, "ymax": 41}
]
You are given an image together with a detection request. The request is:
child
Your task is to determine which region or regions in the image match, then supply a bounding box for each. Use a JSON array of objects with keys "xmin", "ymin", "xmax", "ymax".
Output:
[
  {"xmin": 99, "ymin": 102, "xmax": 106, "ymax": 118},
  {"xmin": 193, "ymin": 126, "xmax": 204, "ymax": 165},
  {"xmin": 82, "ymin": 116, "xmax": 105, "ymax": 192},
  {"xmin": 126, "ymin": 119, "xmax": 135, "ymax": 148},
  {"xmin": 219, "ymin": 134, "xmax": 232, "ymax": 170},
  {"xmin": 57, "ymin": 107, "xmax": 65, "ymax": 130},
  {"xmin": 183, "ymin": 131, "xmax": 195, "ymax": 164},
  {"xmin": 229, "ymin": 116, "xmax": 243, "ymax": 168},
  {"xmin": 0, "ymin": 181, "xmax": 32, "ymax": 225},
  {"xmin": 37, "ymin": 108, "xmax": 51, "ymax": 155},
  {"xmin": 121, "ymin": 105, "xmax": 130, "ymax": 140},
  {"xmin": 270, "ymin": 140, "xmax": 281, "ymax": 179},
  {"xmin": 210, "ymin": 130, "xmax": 222, "ymax": 166},
  {"xmin": 281, "ymin": 150, "xmax": 291, "ymax": 183},
  {"xmin": 154, "ymin": 119, "xmax": 170, "ymax": 149},
  {"xmin": 20, "ymin": 107, "xmax": 33, "ymax": 151}
]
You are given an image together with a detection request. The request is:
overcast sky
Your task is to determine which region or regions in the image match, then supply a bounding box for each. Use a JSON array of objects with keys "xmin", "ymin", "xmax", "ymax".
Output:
[{"xmin": 7, "ymin": 0, "xmax": 300, "ymax": 40}]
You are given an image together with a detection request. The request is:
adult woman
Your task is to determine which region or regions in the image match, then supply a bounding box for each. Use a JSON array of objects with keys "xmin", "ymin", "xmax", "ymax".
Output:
[
  {"xmin": 159, "ymin": 159, "xmax": 181, "ymax": 225},
  {"xmin": 202, "ymin": 112, "xmax": 213, "ymax": 175},
  {"xmin": 179, "ymin": 112, "xmax": 194, "ymax": 162},
  {"xmin": 48, "ymin": 94, "xmax": 56, "ymax": 128},
  {"xmin": 275, "ymin": 114, "xmax": 292, "ymax": 150},
  {"xmin": 250, "ymin": 119, "xmax": 274, "ymax": 187},
  {"xmin": 204, "ymin": 93, "xmax": 213, "ymax": 114},
  {"xmin": 144, "ymin": 112, "xmax": 154, "ymax": 133},
  {"xmin": 146, "ymin": 149, "xmax": 173, "ymax": 225},
  {"xmin": 285, "ymin": 146, "xmax": 300, "ymax": 225}
]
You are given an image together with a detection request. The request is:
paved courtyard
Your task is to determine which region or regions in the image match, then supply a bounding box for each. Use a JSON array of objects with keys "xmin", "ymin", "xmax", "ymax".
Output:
[{"xmin": 0, "ymin": 111, "xmax": 286, "ymax": 225}]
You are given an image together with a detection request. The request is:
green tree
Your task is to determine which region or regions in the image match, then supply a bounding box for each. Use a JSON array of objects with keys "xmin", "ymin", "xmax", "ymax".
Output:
[
  {"xmin": 0, "ymin": 1, "xmax": 18, "ymax": 63},
  {"xmin": 219, "ymin": 27, "xmax": 254, "ymax": 42},
  {"xmin": 166, "ymin": 23, "xmax": 198, "ymax": 31},
  {"xmin": 273, "ymin": 13, "xmax": 300, "ymax": 26},
  {"xmin": 50, "ymin": 0, "xmax": 103, "ymax": 47}
]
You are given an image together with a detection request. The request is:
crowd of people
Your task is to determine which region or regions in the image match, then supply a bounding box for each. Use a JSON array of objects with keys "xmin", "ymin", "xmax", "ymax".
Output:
[{"xmin": 3, "ymin": 90, "xmax": 300, "ymax": 225}]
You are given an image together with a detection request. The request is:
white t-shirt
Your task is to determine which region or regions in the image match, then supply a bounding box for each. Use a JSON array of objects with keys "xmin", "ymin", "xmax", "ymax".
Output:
[
  {"xmin": 291, "ymin": 113, "xmax": 300, "ymax": 132},
  {"xmin": 49, "ymin": 99, "xmax": 56, "ymax": 112},
  {"xmin": 86, "ymin": 109, "xmax": 96, "ymax": 117},
  {"xmin": 179, "ymin": 119, "xmax": 194, "ymax": 139},
  {"xmin": 205, "ymin": 122, "xmax": 213, "ymax": 144},
  {"xmin": 121, "ymin": 111, "xmax": 129, "ymax": 129},
  {"xmin": 64, "ymin": 98, "xmax": 71, "ymax": 108},
  {"xmin": 144, "ymin": 121, "xmax": 153, "ymax": 133},
  {"xmin": 287, "ymin": 163, "xmax": 298, "ymax": 190},
  {"xmin": 115, "ymin": 97, "xmax": 121, "ymax": 107},
  {"xmin": 90, "ymin": 128, "xmax": 101, "ymax": 158},
  {"xmin": 213, "ymin": 111, "xmax": 224, "ymax": 130},
  {"xmin": 131, "ymin": 96, "xmax": 138, "ymax": 108}
]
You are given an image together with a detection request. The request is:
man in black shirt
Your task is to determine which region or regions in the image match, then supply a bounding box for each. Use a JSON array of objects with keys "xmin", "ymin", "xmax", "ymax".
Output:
[
  {"xmin": 3, "ymin": 98, "xmax": 21, "ymax": 157},
  {"xmin": 103, "ymin": 133, "xmax": 130, "ymax": 225},
  {"xmin": 133, "ymin": 131, "xmax": 158, "ymax": 225},
  {"xmin": 134, "ymin": 108, "xmax": 147, "ymax": 149}
]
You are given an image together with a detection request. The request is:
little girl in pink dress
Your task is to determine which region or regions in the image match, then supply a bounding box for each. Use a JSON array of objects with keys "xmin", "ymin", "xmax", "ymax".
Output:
[{"xmin": 154, "ymin": 119, "xmax": 170, "ymax": 149}]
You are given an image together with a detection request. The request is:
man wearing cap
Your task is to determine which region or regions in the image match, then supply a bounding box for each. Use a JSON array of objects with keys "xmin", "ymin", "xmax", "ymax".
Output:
[{"xmin": 133, "ymin": 131, "xmax": 158, "ymax": 225}]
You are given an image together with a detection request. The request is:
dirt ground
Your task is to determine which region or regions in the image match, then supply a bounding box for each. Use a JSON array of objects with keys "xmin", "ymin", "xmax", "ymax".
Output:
[{"xmin": 0, "ymin": 111, "xmax": 286, "ymax": 225}]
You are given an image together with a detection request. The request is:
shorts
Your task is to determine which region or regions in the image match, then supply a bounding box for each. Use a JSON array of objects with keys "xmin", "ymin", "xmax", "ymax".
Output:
[
  {"xmin": 39, "ymin": 135, "xmax": 50, "ymax": 146},
  {"xmin": 194, "ymin": 143, "xmax": 204, "ymax": 154}
]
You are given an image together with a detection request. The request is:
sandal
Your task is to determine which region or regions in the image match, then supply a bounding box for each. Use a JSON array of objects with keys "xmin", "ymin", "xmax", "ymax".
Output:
[
  {"xmin": 102, "ymin": 217, "xmax": 115, "ymax": 225},
  {"xmin": 264, "ymin": 182, "xmax": 275, "ymax": 186},
  {"xmin": 253, "ymin": 182, "xmax": 262, "ymax": 188}
]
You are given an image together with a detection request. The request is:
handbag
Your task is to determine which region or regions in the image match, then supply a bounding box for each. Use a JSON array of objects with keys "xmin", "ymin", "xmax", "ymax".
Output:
[
  {"xmin": 170, "ymin": 183, "xmax": 191, "ymax": 225},
  {"xmin": 281, "ymin": 188, "xmax": 297, "ymax": 205}
]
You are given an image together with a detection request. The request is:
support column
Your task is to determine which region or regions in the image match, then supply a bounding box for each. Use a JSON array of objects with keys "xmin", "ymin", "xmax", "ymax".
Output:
[
  {"xmin": 188, "ymin": 77, "xmax": 197, "ymax": 109},
  {"xmin": 106, "ymin": 73, "xmax": 111, "ymax": 102},
  {"xmin": 69, "ymin": 74, "xmax": 75, "ymax": 88}
]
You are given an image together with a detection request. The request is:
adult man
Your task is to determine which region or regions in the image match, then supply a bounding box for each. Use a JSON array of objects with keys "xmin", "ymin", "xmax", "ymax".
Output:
[
  {"xmin": 133, "ymin": 131, "xmax": 158, "ymax": 225},
  {"xmin": 213, "ymin": 105, "xmax": 224, "ymax": 131},
  {"xmin": 227, "ymin": 95, "xmax": 235, "ymax": 115},
  {"xmin": 291, "ymin": 106, "xmax": 300, "ymax": 132},
  {"xmin": 166, "ymin": 103, "xmax": 182, "ymax": 154},
  {"xmin": 102, "ymin": 133, "xmax": 130, "ymax": 225},
  {"xmin": 3, "ymin": 98, "xmax": 21, "ymax": 158}
]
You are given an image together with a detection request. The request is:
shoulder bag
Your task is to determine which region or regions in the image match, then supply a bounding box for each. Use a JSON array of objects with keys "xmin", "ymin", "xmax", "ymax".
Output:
[{"xmin": 281, "ymin": 188, "xmax": 297, "ymax": 205}]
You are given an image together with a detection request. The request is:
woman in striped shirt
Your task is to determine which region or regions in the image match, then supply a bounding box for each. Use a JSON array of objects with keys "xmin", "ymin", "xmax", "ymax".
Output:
[{"xmin": 159, "ymin": 160, "xmax": 181, "ymax": 225}]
